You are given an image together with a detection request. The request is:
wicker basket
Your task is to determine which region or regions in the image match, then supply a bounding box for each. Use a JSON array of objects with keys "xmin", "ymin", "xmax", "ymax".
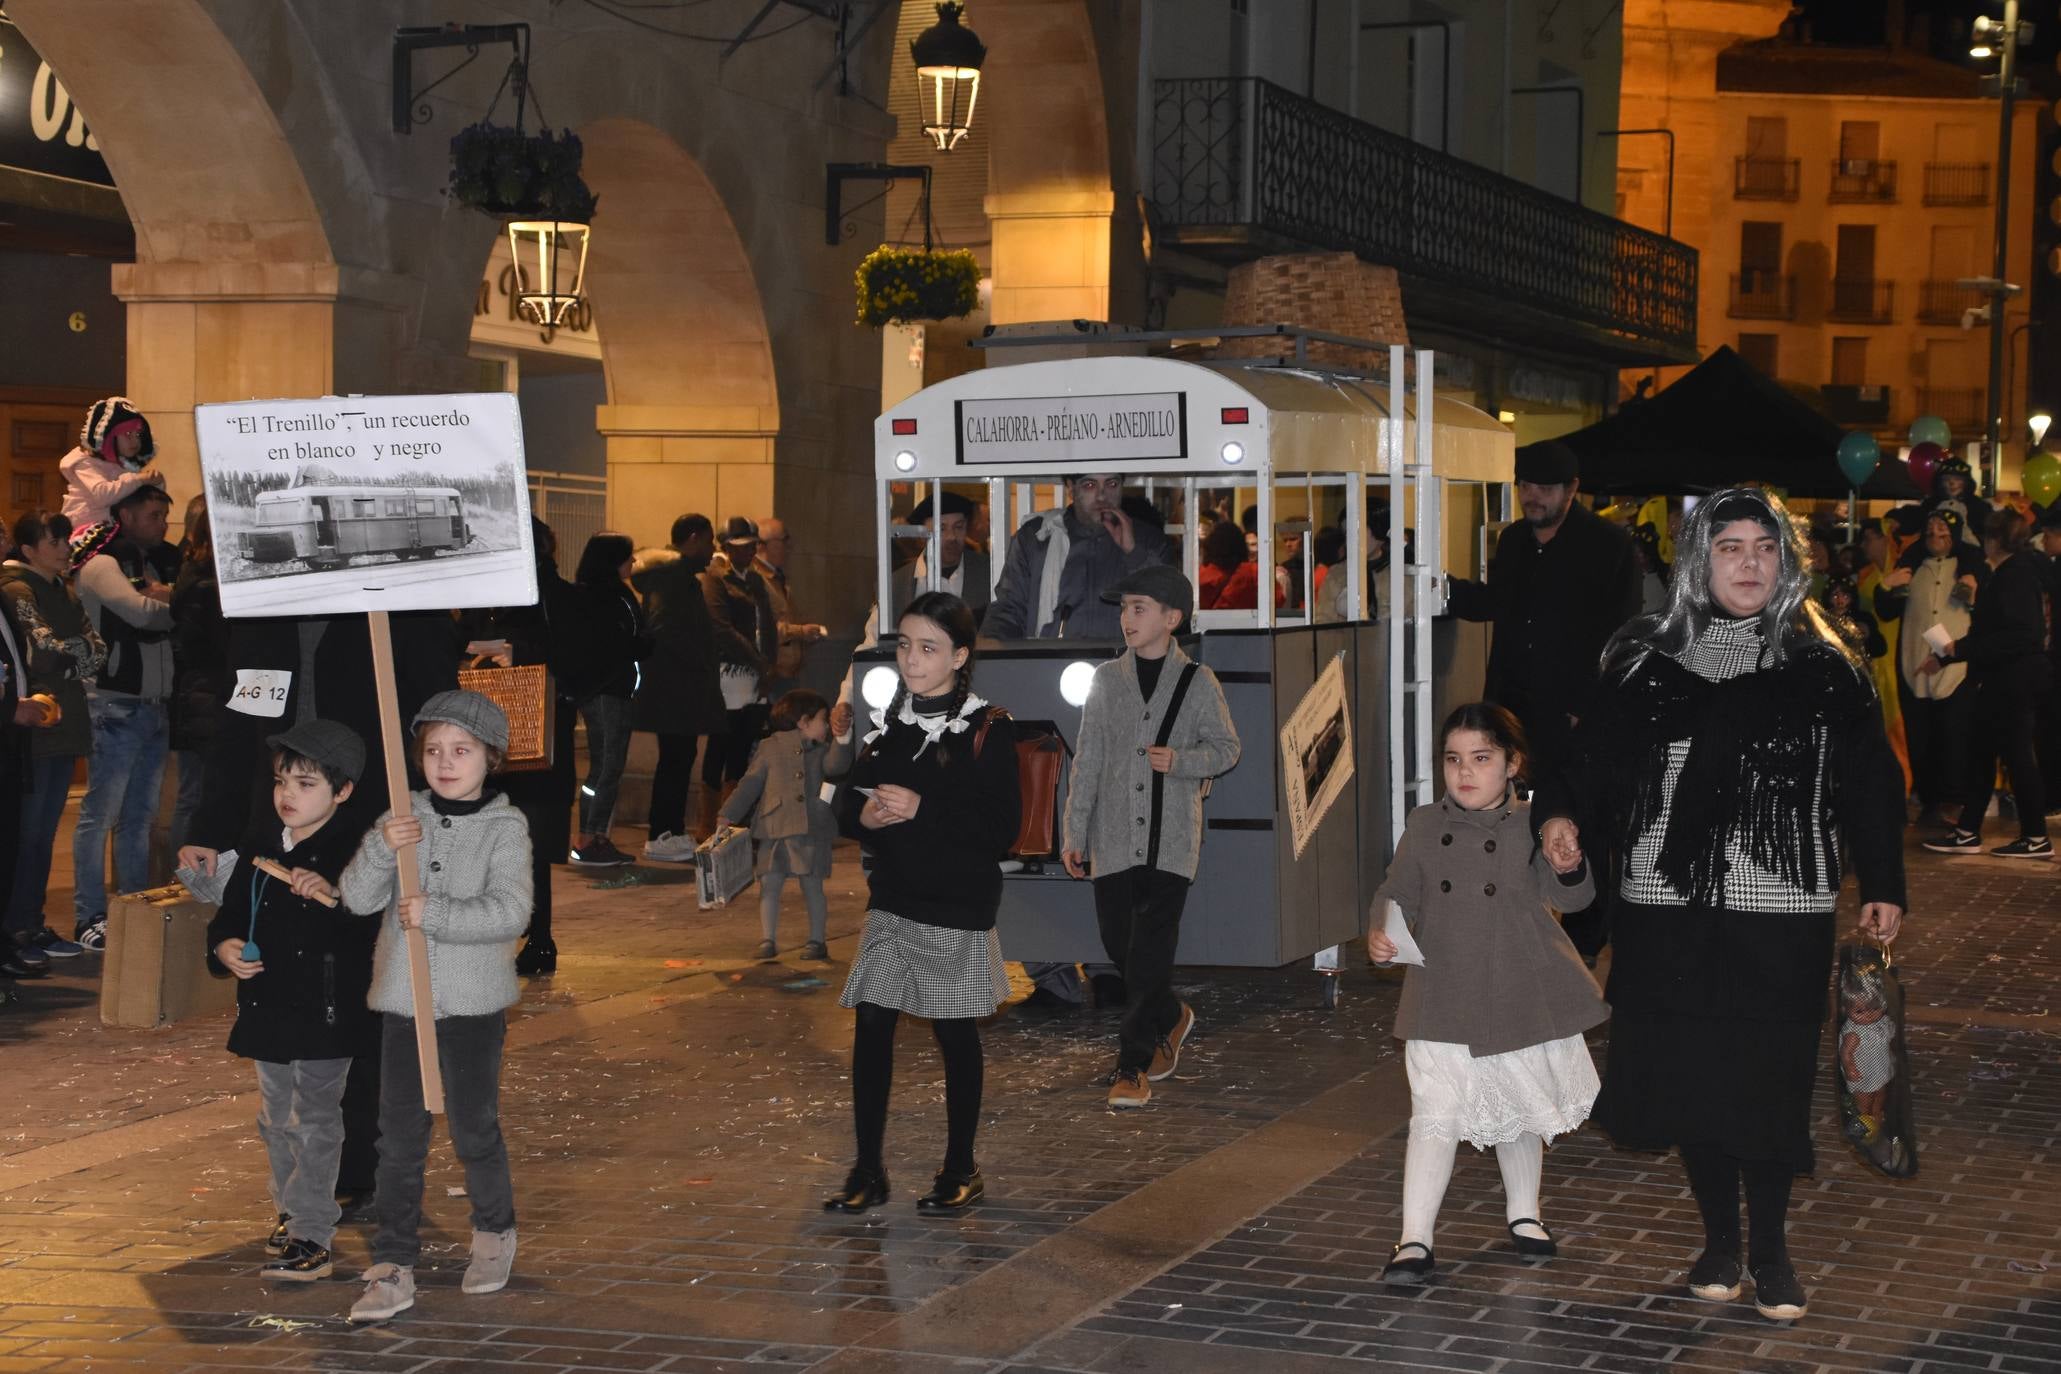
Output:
[{"xmin": 456, "ymin": 663, "xmax": 555, "ymax": 773}]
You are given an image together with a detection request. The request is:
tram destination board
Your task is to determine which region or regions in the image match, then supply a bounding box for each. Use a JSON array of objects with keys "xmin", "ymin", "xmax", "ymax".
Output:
[
  {"xmin": 955, "ymin": 391, "xmax": 1187, "ymax": 466},
  {"xmin": 196, "ymin": 392, "xmax": 537, "ymax": 618}
]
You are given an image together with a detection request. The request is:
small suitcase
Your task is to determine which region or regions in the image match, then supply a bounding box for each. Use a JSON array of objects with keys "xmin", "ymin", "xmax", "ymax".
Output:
[
  {"xmin": 99, "ymin": 885, "xmax": 238, "ymax": 1028},
  {"xmin": 695, "ymin": 827, "xmax": 755, "ymax": 909}
]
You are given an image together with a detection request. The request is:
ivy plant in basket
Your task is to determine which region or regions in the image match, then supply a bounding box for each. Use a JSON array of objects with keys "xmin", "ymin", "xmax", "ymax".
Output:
[
  {"xmin": 448, "ymin": 122, "xmax": 599, "ymax": 219},
  {"xmin": 855, "ymin": 246, "xmax": 981, "ymax": 327}
]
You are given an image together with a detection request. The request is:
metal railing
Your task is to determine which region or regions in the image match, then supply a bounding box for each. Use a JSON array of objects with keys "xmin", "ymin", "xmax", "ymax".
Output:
[
  {"xmin": 1923, "ymin": 162, "xmax": 1990, "ymax": 205},
  {"xmin": 1918, "ymin": 279, "xmax": 1987, "ymax": 324},
  {"xmin": 1916, "ymin": 387, "xmax": 1983, "ymax": 430},
  {"xmin": 528, "ymin": 469, "xmax": 607, "ymax": 559},
  {"xmin": 1729, "ymin": 270, "xmax": 1795, "ymax": 320},
  {"xmin": 1149, "ymin": 77, "xmax": 1698, "ymax": 356},
  {"xmin": 1827, "ymin": 277, "xmax": 1894, "ymax": 323},
  {"xmin": 1734, "ymin": 157, "xmax": 1800, "ymax": 200},
  {"xmin": 1828, "ymin": 159, "xmax": 1898, "ymax": 202}
]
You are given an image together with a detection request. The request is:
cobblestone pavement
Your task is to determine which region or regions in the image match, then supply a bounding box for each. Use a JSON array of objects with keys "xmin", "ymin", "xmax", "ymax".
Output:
[{"xmin": 0, "ymin": 828, "xmax": 2054, "ymax": 1373}]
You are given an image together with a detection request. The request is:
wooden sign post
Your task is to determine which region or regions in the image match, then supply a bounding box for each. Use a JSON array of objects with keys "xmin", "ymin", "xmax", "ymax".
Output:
[{"xmin": 370, "ymin": 609, "xmax": 445, "ymax": 1114}]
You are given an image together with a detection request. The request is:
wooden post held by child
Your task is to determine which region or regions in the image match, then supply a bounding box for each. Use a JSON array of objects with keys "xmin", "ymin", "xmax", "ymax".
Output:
[{"xmin": 368, "ymin": 609, "xmax": 445, "ymax": 1114}]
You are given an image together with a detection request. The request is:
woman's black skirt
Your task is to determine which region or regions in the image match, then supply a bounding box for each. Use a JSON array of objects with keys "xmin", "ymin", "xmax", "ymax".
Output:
[{"xmin": 1593, "ymin": 901, "xmax": 1837, "ymax": 1172}]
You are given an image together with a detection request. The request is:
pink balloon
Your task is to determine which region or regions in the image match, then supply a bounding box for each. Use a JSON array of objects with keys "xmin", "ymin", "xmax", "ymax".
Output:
[{"xmin": 1907, "ymin": 441, "xmax": 1945, "ymax": 491}]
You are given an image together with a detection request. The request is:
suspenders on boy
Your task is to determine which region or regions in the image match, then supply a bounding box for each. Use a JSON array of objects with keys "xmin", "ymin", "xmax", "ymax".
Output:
[{"xmin": 1144, "ymin": 662, "xmax": 1200, "ymax": 872}]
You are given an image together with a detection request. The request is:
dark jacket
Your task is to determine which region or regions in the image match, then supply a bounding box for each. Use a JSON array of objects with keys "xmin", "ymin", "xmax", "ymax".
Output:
[
  {"xmin": 189, "ymin": 612, "xmax": 460, "ymax": 852},
  {"xmin": 0, "ymin": 562, "xmax": 104, "ymax": 758},
  {"xmin": 985, "ymin": 506, "xmax": 1175, "ymax": 640},
  {"xmin": 170, "ymin": 561, "xmax": 231, "ymax": 752},
  {"xmin": 457, "ymin": 562, "xmax": 583, "ymax": 860},
  {"xmin": 701, "ymin": 560, "xmax": 778, "ymax": 675},
  {"xmin": 836, "ymin": 701, "xmax": 1021, "ymax": 931},
  {"xmin": 0, "ymin": 594, "xmax": 28, "ymax": 776},
  {"xmin": 1445, "ymin": 501, "xmax": 1640, "ymax": 758},
  {"xmin": 78, "ymin": 537, "xmax": 173, "ymax": 699},
  {"xmin": 1945, "ymin": 547, "xmax": 2052, "ymax": 686},
  {"xmin": 890, "ymin": 548, "xmax": 992, "ymax": 625},
  {"xmin": 204, "ymin": 813, "xmax": 376, "ymax": 1063},
  {"xmin": 629, "ymin": 548, "xmax": 725, "ymax": 736},
  {"xmin": 559, "ymin": 580, "xmax": 646, "ymax": 704}
]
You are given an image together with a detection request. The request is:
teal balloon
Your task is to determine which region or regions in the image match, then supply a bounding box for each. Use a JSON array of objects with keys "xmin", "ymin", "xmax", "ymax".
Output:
[
  {"xmin": 1909, "ymin": 415, "xmax": 1953, "ymax": 449},
  {"xmin": 1836, "ymin": 431, "xmax": 1881, "ymax": 487}
]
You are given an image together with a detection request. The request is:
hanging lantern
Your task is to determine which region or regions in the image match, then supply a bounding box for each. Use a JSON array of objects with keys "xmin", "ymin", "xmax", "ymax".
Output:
[
  {"xmin": 910, "ymin": 2, "xmax": 987, "ymax": 152},
  {"xmin": 506, "ymin": 219, "xmax": 591, "ymax": 327}
]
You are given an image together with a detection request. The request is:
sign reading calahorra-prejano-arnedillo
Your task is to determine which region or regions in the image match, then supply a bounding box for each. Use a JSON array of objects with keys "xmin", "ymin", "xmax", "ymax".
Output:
[
  {"xmin": 196, "ymin": 393, "xmax": 537, "ymax": 618},
  {"xmin": 954, "ymin": 391, "xmax": 1187, "ymax": 466}
]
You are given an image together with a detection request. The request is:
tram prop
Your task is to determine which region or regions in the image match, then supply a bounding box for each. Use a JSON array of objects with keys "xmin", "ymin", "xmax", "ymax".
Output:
[{"xmin": 855, "ymin": 330, "xmax": 1514, "ymax": 993}]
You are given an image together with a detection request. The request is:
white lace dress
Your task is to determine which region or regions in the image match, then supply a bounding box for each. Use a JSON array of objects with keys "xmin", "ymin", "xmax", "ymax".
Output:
[{"xmin": 1403, "ymin": 1033, "xmax": 1599, "ymax": 1150}]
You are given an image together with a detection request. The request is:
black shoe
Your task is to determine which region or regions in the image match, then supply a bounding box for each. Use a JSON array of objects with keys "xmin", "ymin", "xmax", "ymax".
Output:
[
  {"xmin": 1507, "ymin": 1218, "xmax": 1556, "ymax": 1259},
  {"xmin": 265, "ymin": 1213, "xmax": 291, "ymax": 1255},
  {"xmin": 0, "ymin": 955, "xmax": 47, "ymax": 979},
  {"xmin": 1750, "ymin": 1259, "xmax": 1808, "ymax": 1320},
  {"xmin": 1687, "ymin": 1250, "xmax": 1743, "ymax": 1302},
  {"xmin": 1922, "ymin": 828, "xmax": 1982, "ymax": 854},
  {"xmin": 260, "ymin": 1238, "xmax": 334, "ymax": 1282},
  {"xmin": 822, "ymin": 1167, "xmax": 889, "ymax": 1214},
  {"xmin": 915, "ymin": 1170, "xmax": 984, "ymax": 1212},
  {"xmin": 1381, "ymin": 1241, "xmax": 1435, "ymax": 1285},
  {"xmin": 1090, "ymin": 973, "xmax": 1129, "ymax": 1009},
  {"xmin": 802, "ymin": 940, "xmax": 830, "ymax": 961},
  {"xmin": 1991, "ymin": 836, "xmax": 2054, "ymax": 859},
  {"xmin": 514, "ymin": 938, "xmax": 557, "ymax": 976}
]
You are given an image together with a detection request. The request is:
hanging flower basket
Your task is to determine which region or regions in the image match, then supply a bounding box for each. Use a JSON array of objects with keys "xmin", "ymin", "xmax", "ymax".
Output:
[
  {"xmin": 855, "ymin": 245, "xmax": 981, "ymax": 327},
  {"xmin": 448, "ymin": 123, "xmax": 598, "ymax": 221}
]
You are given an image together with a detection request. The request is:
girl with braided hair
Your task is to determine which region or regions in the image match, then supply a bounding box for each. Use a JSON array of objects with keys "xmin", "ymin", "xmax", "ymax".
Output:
[{"xmin": 824, "ymin": 592, "xmax": 1020, "ymax": 1215}]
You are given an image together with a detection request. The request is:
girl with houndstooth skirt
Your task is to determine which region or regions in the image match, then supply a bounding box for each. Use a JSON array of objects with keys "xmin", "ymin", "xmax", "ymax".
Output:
[{"xmin": 823, "ymin": 592, "xmax": 1020, "ymax": 1217}]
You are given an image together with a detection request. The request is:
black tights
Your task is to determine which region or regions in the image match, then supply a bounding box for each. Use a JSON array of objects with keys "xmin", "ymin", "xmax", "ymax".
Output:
[
  {"xmin": 851, "ymin": 1002, "xmax": 984, "ymax": 1178},
  {"xmin": 1680, "ymin": 1143, "xmax": 1794, "ymax": 1268}
]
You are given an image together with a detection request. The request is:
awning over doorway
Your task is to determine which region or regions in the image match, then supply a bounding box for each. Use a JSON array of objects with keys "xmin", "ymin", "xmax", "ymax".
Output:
[{"xmin": 1558, "ymin": 347, "xmax": 1921, "ymax": 500}]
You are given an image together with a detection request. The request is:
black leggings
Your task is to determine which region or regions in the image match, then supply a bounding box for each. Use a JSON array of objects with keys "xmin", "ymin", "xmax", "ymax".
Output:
[
  {"xmin": 851, "ymin": 1001, "xmax": 983, "ymax": 1178},
  {"xmin": 701, "ymin": 704, "xmax": 767, "ymax": 788},
  {"xmin": 1681, "ymin": 1143, "xmax": 1794, "ymax": 1268}
]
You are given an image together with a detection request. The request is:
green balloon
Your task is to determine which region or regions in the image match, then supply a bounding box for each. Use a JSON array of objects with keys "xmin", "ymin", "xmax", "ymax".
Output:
[
  {"xmin": 1909, "ymin": 415, "xmax": 1953, "ymax": 449},
  {"xmin": 1836, "ymin": 431, "xmax": 1882, "ymax": 486}
]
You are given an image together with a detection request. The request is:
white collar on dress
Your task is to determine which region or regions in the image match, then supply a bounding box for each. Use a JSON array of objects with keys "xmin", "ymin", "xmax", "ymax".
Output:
[{"xmin": 865, "ymin": 691, "xmax": 989, "ymax": 757}]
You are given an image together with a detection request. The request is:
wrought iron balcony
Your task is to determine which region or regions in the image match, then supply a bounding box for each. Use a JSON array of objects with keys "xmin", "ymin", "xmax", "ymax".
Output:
[
  {"xmin": 1148, "ymin": 77, "xmax": 1698, "ymax": 364},
  {"xmin": 1734, "ymin": 157, "xmax": 1800, "ymax": 201},
  {"xmin": 1729, "ymin": 270, "xmax": 1794, "ymax": 320},
  {"xmin": 1828, "ymin": 159, "xmax": 1898, "ymax": 203},
  {"xmin": 1916, "ymin": 386, "xmax": 1982, "ymax": 430},
  {"xmin": 1923, "ymin": 163, "xmax": 1989, "ymax": 206},
  {"xmin": 1827, "ymin": 277, "xmax": 1894, "ymax": 323},
  {"xmin": 1919, "ymin": 279, "xmax": 1987, "ymax": 324}
]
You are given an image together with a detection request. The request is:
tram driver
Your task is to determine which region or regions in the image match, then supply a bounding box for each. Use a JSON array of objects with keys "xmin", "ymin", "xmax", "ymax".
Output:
[{"xmin": 983, "ymin": 474, "xmax": 1176, "ymax": 642}]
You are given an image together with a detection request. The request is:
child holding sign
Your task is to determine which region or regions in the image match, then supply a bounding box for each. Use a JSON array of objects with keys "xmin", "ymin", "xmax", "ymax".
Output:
[{"xmin": 341, "ymin": 690, "xmax": 532, "ymax": 1323}]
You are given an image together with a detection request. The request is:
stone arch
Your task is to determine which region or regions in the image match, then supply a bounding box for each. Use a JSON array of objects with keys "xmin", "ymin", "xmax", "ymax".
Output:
[{"xmin": 576, "ymin": 118, "xmax": 779, "ymax": 547}]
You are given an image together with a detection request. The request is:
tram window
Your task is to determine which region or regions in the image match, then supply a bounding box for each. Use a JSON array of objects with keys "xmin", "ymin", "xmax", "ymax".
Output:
[
  {"xmin": 386, "ymin": 499, "xmax": 407, "ymax": 516},
  {"xmin": 416, "ymin": 498, "xmax": 437, "ymax": 515},
  {"xmin": 258, "ymin": 503, "xmax": 293, "ymax": 526},
  {"xmin": 354, "ymin": 499, "xmax": 376, "ymax": 516}
]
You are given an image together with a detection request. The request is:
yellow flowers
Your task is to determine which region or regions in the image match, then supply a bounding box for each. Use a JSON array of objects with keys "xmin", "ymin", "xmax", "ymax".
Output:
[{"xmin": 856, "ymin": 246, "xmax": 980, "ymax": 327}]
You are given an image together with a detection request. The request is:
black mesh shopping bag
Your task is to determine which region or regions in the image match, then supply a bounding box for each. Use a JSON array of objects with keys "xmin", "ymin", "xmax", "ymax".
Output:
[{"xmin": 1832, "ymin": 939, "xmax": 1919, "ymax": 1179}]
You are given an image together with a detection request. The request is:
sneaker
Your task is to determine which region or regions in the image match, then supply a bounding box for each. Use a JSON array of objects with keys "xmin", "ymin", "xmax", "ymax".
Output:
[
  {"xmin": 1921, "ymin": 828, "xmax": 1983, "ymax": 854},
  {"xmin": 1990, "ymin": 836, "xmax": 2054, "ymax": 859},
  {"xmin": 462, "ymin": 1227, "xmax": 517, "ymax": 1295},
  {"xmin": 1148, "ymin": 1003, "xmax": 1196, "ymax": 1082},
  {"xmin": 31, "ymin": 927, "xmax": 82, "ymax": 958},
  {"xmin": 349, "ymin": 1262, "xmax": 415, "ymax": 1322},
  {"xmin": 1106, "ymin": 1068, "xmax": 1151, "ymax": 1109},
  {"xmin": 641, "ymin": 831, "xmax": 699, "ymax": 864},
  {"xmin": 265, "ymin": 1213, "xmax": 291, "ymax": 1254},
  {"xmin": 74, "ymin": 921, "xmax": 107, "ymax": 953},
  {"xmin": 0, "ymin": 954, "xmax": 47, "ymax": 979},
  {"xmin": 568, "ymin": 837, "xmax": 632, "ymax": 868},
  {"xmin": 1688, "ymin": 1250, "xmax": 1743, "ymax": 1302},
  {"xmin": 802, "ymin": 940, "xmax": 829, "ymax": 961},
  {"xmin": 8, "ymin": 941, "xmax": 48, "ymax": 970},
  {"xmin": 1750, "ymin": 1260, "xmax": 1808, "ymax": 1320},
  {"xmin": 753, "ymin": 939, "xmax": 778, "ymax": 961},
  {"xmin": 261, "ymin": 1238, "xmax": 333, "ymax": 1282}
]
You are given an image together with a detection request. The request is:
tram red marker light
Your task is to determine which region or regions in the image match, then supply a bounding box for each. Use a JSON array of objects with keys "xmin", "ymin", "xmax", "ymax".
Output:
[
  {"xmin": 1221, "ymin": 407, "xmax": 1249, "ymax": 424},
  {"xmin": 892, "ymin": 418, "xmax": 918, "ymax": 435}
]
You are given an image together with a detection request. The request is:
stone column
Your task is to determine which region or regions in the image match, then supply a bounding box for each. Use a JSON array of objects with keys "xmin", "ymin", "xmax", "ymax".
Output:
[{"xmin": 596, "ymin": 404, "xmax": 779, "ymax": 549}]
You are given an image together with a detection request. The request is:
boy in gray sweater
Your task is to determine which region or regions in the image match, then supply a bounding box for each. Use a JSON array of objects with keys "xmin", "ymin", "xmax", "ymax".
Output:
[{"xmin": 1062, "ymin": 565, "xmax": 1240, "ymax": 1110}]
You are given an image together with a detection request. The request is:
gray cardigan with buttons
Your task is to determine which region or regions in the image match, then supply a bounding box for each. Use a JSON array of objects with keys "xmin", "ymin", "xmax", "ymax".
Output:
[
  {"xmin": 1374, "ymin": 794, "xmax": 1606, "ymax": 1057},
  {"xmin": 1063, "ymin": 642, "xmax": 1240, "ymax": 880},
  {"xmin": 341, "ymin": 790, "xmax": 532, "ymax": 1020}
]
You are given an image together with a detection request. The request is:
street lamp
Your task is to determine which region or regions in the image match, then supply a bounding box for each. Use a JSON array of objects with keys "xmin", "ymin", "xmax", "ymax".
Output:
[
  {"xmin": 2031, "ymin": 412, "xmax": 2052, "ymax": 452},
  {"xmin": 910, "ymin": 3, "xmax": 986, "ymax": 152},
  {"xmin": 506, "ymin": 219, "xmax": 590, "ymax": 327}
]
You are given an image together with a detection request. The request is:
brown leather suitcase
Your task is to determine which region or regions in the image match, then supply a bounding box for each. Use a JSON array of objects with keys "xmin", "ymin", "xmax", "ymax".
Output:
[{"xmin": 99, "ymin": 885, "xmax": 237, "ymax": 1029}]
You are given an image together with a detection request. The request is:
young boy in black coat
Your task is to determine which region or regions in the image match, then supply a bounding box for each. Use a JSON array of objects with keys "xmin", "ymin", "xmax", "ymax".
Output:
[{"xmin": 205, "ymin": 719, "xmax": 375, "ymax": 1283}]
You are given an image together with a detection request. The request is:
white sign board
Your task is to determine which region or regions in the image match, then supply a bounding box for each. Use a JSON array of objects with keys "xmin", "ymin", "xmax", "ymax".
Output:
[
  {"xmin": 955, "ymin": 391, "xmax": 1187, "ymax": 466},
  {"xmin": 1280, "ymin": 653, "xmax": 1354, "ymax": 860},
  {"xmin": 196, "ymin": 393, "xmax": 537, "ymax": 618}
]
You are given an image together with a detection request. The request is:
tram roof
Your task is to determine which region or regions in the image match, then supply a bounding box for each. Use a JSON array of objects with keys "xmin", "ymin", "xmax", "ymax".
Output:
[
  {"xmin": 259, "ymin": 485, "xmax": 463, "ymax": 500},
  {"xmin": 875, "ymin": 355, "xmax": 1513, "ymax": 484}
]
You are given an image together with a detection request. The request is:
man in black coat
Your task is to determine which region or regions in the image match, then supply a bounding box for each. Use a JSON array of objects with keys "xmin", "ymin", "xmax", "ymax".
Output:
[{"xmin": 1444, "ymin": 440, "xmax": 1642, "ymax": 775}]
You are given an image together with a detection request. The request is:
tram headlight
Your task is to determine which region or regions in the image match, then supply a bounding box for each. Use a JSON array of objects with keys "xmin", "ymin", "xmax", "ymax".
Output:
[
  {"xmin": 1059, "ymin": 660, "xmax": 1097, "ymax": 707},
  {"xmin": 893, "ymin": 450, "xmax": 918, "ymax": 472},
  {"xmin": 1219, "ymin": 441, "xmax": 1246, "ymax": 465},
  {"xmin": 861, "ymin": 666, "xmax": 899, "ymax": 709}
]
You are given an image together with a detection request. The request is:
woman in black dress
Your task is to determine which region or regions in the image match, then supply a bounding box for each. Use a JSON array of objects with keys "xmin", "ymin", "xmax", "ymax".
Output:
[{"xmin": 1537, "ymin": 488, "xmax": 1904, "ymax": 1322}]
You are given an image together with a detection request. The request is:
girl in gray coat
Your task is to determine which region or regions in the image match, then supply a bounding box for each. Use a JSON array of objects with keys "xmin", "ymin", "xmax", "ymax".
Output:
[
  {"xmin": 1366, "ymin": 703, "xmax": 1606, "ymax": 1287},
  {"xmin": 718, "ymin": 689, "xmax": 852, "ymax": 961}
]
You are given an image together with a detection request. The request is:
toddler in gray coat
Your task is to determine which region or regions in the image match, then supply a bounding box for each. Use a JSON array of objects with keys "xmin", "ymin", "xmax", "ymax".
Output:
[{"xmin": 719, "ymin": 688, "xmax": 852, "ymax": 961}]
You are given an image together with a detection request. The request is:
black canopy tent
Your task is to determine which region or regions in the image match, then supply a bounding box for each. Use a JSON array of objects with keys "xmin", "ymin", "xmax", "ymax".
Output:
[{"xmin": 1553, "ymin": 346, "xmax": 1921, "ymax": 500}]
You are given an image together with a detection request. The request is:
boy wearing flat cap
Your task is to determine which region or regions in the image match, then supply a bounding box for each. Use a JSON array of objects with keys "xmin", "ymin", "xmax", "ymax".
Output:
[{"xmin": 1062, "ymin": 564, "xmax": 1241, "ymax": 1110}]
